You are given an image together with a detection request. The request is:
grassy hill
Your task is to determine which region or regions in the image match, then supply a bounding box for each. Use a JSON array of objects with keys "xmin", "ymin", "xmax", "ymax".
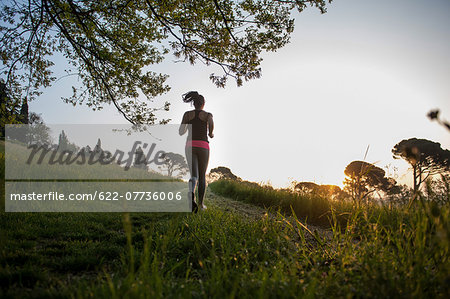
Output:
[
  {"xmin": 3, "ymin": 140, "xmax": 187, "ymax": 212},
  {"xmin": 1, "ymin": 141, "xmax": 449, "ymax": 298}
]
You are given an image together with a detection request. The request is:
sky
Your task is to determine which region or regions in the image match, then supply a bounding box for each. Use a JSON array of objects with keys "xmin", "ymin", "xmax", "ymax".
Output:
[{"xmin": 29, "ymin": 0, "xmax": 450, "ymax": 188}]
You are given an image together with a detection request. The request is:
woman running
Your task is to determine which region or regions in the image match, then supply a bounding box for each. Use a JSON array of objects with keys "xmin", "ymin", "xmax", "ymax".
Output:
[{"xmin": 179, "ymin": 91, "xmax": 214, "ymax": 212}]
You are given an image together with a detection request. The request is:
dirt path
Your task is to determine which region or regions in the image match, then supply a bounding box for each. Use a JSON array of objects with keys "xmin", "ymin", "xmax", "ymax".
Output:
[
  {"xmin": 205, "ymin": 189, "xmax": 333, "ymax": 242},
  {"xmin": 205, "ymin": 189, "xmax": 269, "ymax": 220}
]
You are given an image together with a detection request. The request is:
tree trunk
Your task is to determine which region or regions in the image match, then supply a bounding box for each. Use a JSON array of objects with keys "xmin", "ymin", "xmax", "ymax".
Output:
[{"xmin": 413, "ymin": 165, "xmax": 418, "ymax": 193}]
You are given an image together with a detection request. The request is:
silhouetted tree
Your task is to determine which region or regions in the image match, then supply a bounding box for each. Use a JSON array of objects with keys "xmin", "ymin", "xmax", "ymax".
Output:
[
  {"xmin": 133, "ymin": 147, "xmax": 148, "ymax": 171},
  {"xmin": 93, "ymin": 138, "xmax": 103, "ymax": 155},
  {"xmin": 0, "ymin": 0, "xmax": 331, "ymax": 124},
  {"xmin": 385, "ymin": 184, "xmax": 413, "ymax": 206},
  {"xmin": 319, "ymin": 184, "xmax": 345, "ymax": 200},
  {"xmin": 26, "ymin": 112, "xmax": 52, "ymax": 145},
  {"xmin": 1, "ymin": 81, "xmax": 18, "ymax": 137},
  {"xmin": 392, "ymin": 138, "xmax": 450, "ymax": 193},
  {"xmin": 344, "ymin": 160, "xmax": 395, "ymax": 203},
  {"xmin": 2, "ymin": 87, "xmax": 50, "ymax": 144},
  {"xmin": 57, "ymin": 130, "xmax": 78, "ymax": 152},
  {"xmin": 209, "ymin": 166, "xmax": 240, "ymax": 182},
  {"xmin": 294, "ymin": 182, "xmax": 344, "ymax": 199},
  {"xmin": 58, "ymin": 130, "xmax": 68, "ymax": 151},
  {"xmin": 422, "ymin": 174, "xmax": 450, "ymax": 204},
  {"xmin": 294, "ymin": 182, "xmax": 320, "ymax": 194},
  {"xmin": 159, "ymin": 152, "xmax": 188, "ymax": 177},
  {"xmin": 1, "ymin": 81, "xmax": 28, "ymax": 139},
  {"xmin": 18, "ymin": 99, "xmax": 29, "ymax": 124}
]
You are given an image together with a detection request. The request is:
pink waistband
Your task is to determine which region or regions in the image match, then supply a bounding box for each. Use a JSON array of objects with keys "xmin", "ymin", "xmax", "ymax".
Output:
[{"xmin": 186, "ymin": 140, "xmax": 210, "ymax": 150}]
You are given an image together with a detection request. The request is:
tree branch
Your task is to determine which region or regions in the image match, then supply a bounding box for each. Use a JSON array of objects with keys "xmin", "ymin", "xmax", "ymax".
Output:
[
  {"xmin": 43, "ymin": 0, "xmax": 136, "ymax": 124},
  {"xmin": 145, "ymin": 0, "xmax": 238, "ymax": 81},
  {"xmin": 212, "ymin": 0, "xmax": 247, "ymax": 50}
]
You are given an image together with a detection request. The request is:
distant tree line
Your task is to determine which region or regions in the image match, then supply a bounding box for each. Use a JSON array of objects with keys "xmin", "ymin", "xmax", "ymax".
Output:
[
  {"xmin": 293, "ymin": 182, "xmax": 345, "ymax": 200},
  {"xmin": 1, "ymin": 81, "xmax": 52, "ymax": 144},
  {"xmin": 1, "ymin": 81, "xmax": 28, "ymax": 138},
  {"xmin": 210, "ymin": 136, "xmax": 449, "ymax": 205}
]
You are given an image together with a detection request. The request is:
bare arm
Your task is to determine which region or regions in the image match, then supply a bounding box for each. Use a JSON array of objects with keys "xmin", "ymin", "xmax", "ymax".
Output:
[
  {"xmin": 179, "ymin": 112, "xmax": 188, "ymax": 135},
  {"xmin": 208, "ymin": 113, "xmax": 214, "ymax": 138}
]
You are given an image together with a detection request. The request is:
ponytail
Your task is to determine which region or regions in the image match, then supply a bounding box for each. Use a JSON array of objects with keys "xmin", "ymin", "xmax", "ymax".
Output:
[{"xmin": 182, "ymin": 91, "xmax": 205, "ymax": 109}]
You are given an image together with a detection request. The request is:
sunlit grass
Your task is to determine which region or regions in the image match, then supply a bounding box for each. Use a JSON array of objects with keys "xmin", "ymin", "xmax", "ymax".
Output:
[
  {"xmin": 1, "ymin": 142, "xmax": 449, "ymax": 298},
  {"xmin": 209, "ymin": 179, "xmax": 354, "ymax": 227}
]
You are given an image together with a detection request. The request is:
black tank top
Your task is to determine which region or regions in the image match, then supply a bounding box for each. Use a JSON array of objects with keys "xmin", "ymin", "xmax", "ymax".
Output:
[{"xmin": 188, "ymin": 110, "xmax": 208, "ymax": 142}]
